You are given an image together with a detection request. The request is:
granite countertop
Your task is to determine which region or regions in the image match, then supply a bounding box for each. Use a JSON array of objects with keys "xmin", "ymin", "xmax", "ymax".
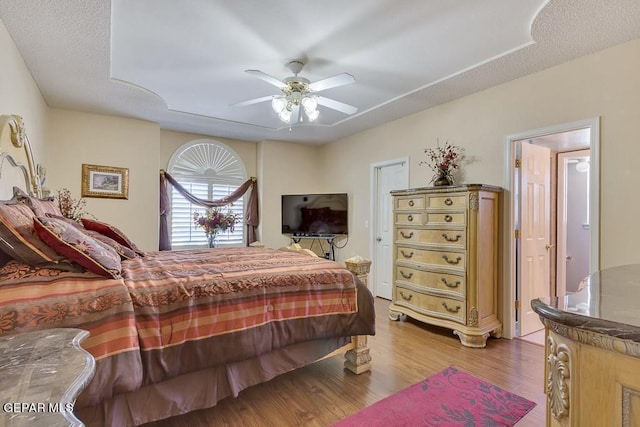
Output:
[
  {"xmin": 0, "ymin": 328, "xmax": 95, "ymax": 427},
  {"xmin": 531, "ymin": 264, "xmax": 640, "ymax": 343}
]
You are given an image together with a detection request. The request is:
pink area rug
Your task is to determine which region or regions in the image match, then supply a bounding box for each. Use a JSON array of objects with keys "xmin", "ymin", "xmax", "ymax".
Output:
[{"xmin": 333, "ymin": 367, "xmax": 536, "ymax": 427}]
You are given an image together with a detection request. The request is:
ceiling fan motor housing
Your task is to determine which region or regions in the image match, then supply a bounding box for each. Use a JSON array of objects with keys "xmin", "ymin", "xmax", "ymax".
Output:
[
  {"xmin": 283, "ymin": 78, "xmax": 311, "ymax": 100},
  {"xmin": 287, "ymin": 60, "xmax": 305, "ymax": 75}
]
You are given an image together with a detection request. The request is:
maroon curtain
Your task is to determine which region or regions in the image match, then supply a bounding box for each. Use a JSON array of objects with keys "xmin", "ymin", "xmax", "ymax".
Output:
[
  {"xmin": 159, "ymin": 173, "xmax": 171, "ymax": 251},
  {"xmin": 159, "ymin": 171, "xmax": 259, "ymax": 250}
]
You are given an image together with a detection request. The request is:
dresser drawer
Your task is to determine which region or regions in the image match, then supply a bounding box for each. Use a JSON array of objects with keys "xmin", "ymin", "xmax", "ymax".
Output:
[
  {"xmin": 427, "ymin": 195, "xmax": 466, "ymax": 209},
  {"xmin": 394, "ymin": 285, "xmax": 422, "ymax": 308},
  {"xmin": 395, "ymin": 212, "xmax": 425, "ymax": 225},
  {"xmin": 421, "ymin": 293, "xmax": 466, "ymax": 324},
  {"xmin": 396, "ymin": 248, "xmax": 465, "ymax": 271},
  {"xmin": 395, "ymin": 195, "xmax": 425, "ymax": 210},
  {"xmin": 394, "ymin": 266, "xmax": 465, "ymax": 296},
  {"xmin": 396, "ymin": 228, "xmax": 466, "ymax": 248},
  {"xmin": 425, "ymin": 211, "xmax": 466, "ymax": 226}
]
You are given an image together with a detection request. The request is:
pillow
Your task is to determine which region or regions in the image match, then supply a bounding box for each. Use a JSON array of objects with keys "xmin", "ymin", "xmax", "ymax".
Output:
[
  {"xmin": 45, "ymin": 213, "xmax": 84, "ymax": 229},
  {"xmin": 83, "ymin": 229, "xmax": 138, "ymax": 260},
  {"xmin": 45, "ymin": 214, "xmax": 137, "ymax": 260},
  {"xmin": 81, "ymin": 218, "xmax": 145, "ymax": 256},
  {"xmin": 34, "ymin": 216, "xmax": 122, "ymax": 279},
  {"xmin": 13, "ymin": 187, "xmax": 62, "ymax": 216},
  {"xmin": 13, "ymin": 187, "xmax": 62, "ymax": 217},
  {"xmin": 0, "ymin": 200, "xmax": 65, "ymax": 265},
  {"xmin": 0, "ymin": 249, "xmax": 12, "ymax": 267}
]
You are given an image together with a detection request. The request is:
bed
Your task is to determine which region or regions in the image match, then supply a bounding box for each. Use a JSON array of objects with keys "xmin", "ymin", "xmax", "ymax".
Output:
[{"xmin": 0, "ymin": 114, "xmax": 375, "ymax": 426}]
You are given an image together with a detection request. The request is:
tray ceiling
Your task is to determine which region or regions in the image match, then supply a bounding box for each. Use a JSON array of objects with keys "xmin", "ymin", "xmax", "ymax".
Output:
[{"xmin": 1, "ymin": 0, "xmax": 639, "ymax": 144}]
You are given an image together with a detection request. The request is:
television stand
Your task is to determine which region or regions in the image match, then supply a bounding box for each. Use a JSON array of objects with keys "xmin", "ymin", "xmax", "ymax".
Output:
[{"xmin": 290, "ymin": 235, "xmax": 336, "ymax": 260}]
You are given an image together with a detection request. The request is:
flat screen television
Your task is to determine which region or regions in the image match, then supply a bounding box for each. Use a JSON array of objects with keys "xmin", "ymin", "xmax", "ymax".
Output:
[{"xmin": 281, "ymin": 193, "xmax": 348, "ymax": 236}]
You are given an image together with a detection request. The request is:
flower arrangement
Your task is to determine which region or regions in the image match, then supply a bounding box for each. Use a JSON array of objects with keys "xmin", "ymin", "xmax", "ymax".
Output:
[
  {"xmin": 56, "ymin": 188, "xmax": 92, "ymax": 222},
  {"xmin": 419, "ymin": 140, "xmax": 463, "ymax": 186},
  {"xmin": 193, "ymin": 207, "xmax": 239, "ymax": 247}
]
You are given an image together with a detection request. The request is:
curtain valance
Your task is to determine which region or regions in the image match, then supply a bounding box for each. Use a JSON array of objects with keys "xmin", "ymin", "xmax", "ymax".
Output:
[{"xmin": 159, "ymin": 171, "xmax": 259, "ymax": 250}]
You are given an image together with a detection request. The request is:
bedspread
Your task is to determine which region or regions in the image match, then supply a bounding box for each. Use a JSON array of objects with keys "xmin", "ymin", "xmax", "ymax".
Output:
[
  {"xmin": 0, "ymin": 261, "xmax": 142, "ymax": 405},
  {"xmin": 123, "ymin": 248, "xmax": 364, "ymax": 383},
  {"xmin": 0, "ymin": 247, "xmax": 374, "ymax": 412}
]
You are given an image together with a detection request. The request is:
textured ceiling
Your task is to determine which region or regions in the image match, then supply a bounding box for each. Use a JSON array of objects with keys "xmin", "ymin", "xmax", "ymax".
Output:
[{"xmin": 1, "ymin": 0, "xmax": 639, "ymax": 144}]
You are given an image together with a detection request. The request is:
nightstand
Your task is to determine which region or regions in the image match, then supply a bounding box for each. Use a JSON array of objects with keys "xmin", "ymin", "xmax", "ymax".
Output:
[{"xmin": 0, "ymin": 328, "xmax": 95, "ymax": 426}]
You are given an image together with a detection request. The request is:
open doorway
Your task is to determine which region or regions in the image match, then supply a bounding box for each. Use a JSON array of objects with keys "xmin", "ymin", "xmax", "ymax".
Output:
[
  {"xmin": 370, "ymin": 157, "xmax": 409, "ymax": 300},
  {"xmin": 502, "ymin": 118, "xmax": 600, "ymax": 340}
]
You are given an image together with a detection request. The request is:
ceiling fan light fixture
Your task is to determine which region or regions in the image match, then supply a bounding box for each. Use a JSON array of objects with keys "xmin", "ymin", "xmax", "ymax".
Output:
[
  {"xmin": 272, "ymin": 97, "xmax": 287, "ymax": 113},
  {"xmin": 279, "ymin": 109, "xmax": 292, "ymax": 123},
  {"xmin": 301, "ymin": 96, "xmax": 317, "ymax": 113}
]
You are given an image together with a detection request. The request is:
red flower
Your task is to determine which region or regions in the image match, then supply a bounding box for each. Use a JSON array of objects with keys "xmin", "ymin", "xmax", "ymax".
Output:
[
  {"xmin": 193, "ymin": 207, "xmax": 238, "ymax": 236},
  {"xmin": 419, "ymin": 140, "xmax": 463, "ymax": 183}
]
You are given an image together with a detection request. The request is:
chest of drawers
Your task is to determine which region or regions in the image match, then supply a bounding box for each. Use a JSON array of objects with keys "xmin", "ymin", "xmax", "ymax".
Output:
[{"xmin": 389, "ymin": 184, "xmax": 502, "ymax": 348}]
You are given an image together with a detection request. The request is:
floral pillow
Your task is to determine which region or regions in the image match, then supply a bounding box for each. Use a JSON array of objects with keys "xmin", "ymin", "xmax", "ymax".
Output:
[
  {"xmin": 33, "ymin": 216, "xmax": 122, "ymax": 279},
  {"xmin": 81, "ymin": 218, "xmax": 145, "ymax": 256},
  {"xmin": 46, "ymin": 214, "xmax": 138, "ymax": 260},
  {"xmin": 83, "ymin": 229, "xmax": 138, "ymax": 260},
  {"xmin": 0, "ymin": 200, "xmax": 65, "ymax": 265},
  {"xmin": 14, "ymin": 187, "xmax": 62, "ymax": 217}
]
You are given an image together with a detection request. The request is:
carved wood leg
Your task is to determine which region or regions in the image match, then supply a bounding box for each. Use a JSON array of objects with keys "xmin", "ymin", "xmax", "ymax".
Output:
[
  {"xmin": 389, "ymin": 309, "xmax": 401, "ymax": 321},
  {"xmin": 453, "ymin": 330, "xmax": 490, "ymax": 348},
  {"xmin": 344, "ymin": 335, "xmax": 371, "ymax": 374},
  {"xmin": 490, "ymin": 325, "xmax": 503, "ymax": 339}
]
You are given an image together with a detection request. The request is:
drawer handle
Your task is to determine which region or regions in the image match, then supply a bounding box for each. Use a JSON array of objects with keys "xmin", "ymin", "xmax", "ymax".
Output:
[
  {"xmin": 442, "ymin": 302, "xmax": 461, "ymax": 313},
  {"xmin": 441, "ymin": 233, "xmax": 461, "ymax": 243},
  {"xmin": 442, "ymin": 255, "xmax": 462, "ymax": 265},
  {"xmin": 408, "ymin": 200, "xmax": 415, "ymax": 207},
  {"xmin": 444, "ymin": 214, "xmax": 453, "ymax": 223},
  {"xmin": 407, "ymin": 214, "xmax": 414, "ymax": 222},
  {"xmin": 399, "ymin": 291, "xmax": 413, "ymax": 301},
  {"xmin": 400, "ymin": 250, "xmax": 414, "ymax": 259},
  {"xmin": 400, "ymin": 271, "xmax": 413, "ymax": 279},
  {"xmin": 444, "ymin": 198, "xmax": 453, "ymax": 206},
  {"xmin": 441, "ymin": 278, "xmax": 461, "ymax": 288},
  {"xmin": 400, "ymin": 231, "xmax": 414, "ymax": 239}
]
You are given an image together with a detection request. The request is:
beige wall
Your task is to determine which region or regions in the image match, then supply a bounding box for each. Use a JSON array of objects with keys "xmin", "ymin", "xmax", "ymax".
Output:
[
  {"xmin": 0, "ymin": 19, "xmax": 49, "ymax": 172},
  {"xmin": 46, "ymin": 109, "xmax": 161, "ymax": 251},
  {"xmin": 257, "ymin": 140, "xmax": 326, "ymax": 250},
  {"xmin": 323, "ymin": 37, "xmax": 640, "ymax": 272}
]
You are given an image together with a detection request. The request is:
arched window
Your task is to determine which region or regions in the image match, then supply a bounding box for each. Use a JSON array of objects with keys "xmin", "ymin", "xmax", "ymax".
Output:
[{"xmin": 167, "ymin": 140, "xmax": 247, "ymax": 248}]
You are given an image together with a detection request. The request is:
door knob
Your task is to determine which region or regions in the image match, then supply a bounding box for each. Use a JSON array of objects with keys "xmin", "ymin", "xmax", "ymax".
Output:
[
  {"xmin": 545, "ymin": 244, "xmax": 555, "ymax": 250},
  {"xmin": 376, "ymin": 237, "xmax": 382, "ymax": 242}
]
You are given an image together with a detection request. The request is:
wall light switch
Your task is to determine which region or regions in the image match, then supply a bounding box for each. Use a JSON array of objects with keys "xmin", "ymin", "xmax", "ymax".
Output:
[{"xmin": 364, "ymin": 220, "xmax": 369, "ymax": 229}]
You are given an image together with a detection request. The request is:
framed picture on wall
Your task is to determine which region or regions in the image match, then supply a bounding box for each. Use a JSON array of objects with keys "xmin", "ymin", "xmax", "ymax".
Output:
[{"xmin": 81, "ymin": 164, "xmax": 129, "ymax": 199}]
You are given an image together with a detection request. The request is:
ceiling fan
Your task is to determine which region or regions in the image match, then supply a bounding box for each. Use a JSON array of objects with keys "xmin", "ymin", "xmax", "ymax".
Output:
[{"xmin": 232, "ymin": 60, "xmax": 358, "ymax": 124}]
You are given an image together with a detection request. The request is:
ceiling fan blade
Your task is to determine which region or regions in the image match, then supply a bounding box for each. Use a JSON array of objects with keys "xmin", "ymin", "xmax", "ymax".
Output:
[
  {"xmin": 245, "ymin": 70, "xmax": 287, "ymax": 89},
  {"xmin": 308, "ymin": 73, "xmax": 355, "ymax": 92},
  {"xmin": 316, "ymin": 96, "xmax": 358, "ymax": 115},
  {"xmin": 229, "ymin": 95, "xmax": 274, "ymax": 107}
]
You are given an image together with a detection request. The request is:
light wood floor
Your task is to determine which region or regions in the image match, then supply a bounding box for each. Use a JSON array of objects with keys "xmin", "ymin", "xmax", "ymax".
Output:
[{"xmin": 144, "ymin": 297, "xmax": 546, "ymax": 427}]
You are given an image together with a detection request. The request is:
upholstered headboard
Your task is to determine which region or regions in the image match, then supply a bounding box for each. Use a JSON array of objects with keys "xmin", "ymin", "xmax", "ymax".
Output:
[{"xmin": 0, "ymin": 115, "xmax": 41, "ymax": 199}]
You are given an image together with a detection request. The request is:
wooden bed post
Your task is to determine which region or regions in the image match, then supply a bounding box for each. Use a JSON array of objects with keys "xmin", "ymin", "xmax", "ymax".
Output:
[
  {"xmin": 344, "ymin": 335, "xmax": 371, "ymax": 374},
  {"xmin": 345, "ymin": 257, "xmax": 373, "ymax": 374}
]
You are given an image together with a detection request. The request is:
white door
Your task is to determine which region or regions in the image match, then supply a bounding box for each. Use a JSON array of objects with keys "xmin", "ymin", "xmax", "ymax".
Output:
[
  {"xmin": 373, "ymin": 160, "xmax": 408, "ymax": 299},
  {"xmin": 519, "ymin": 142, "xmax": 551, "ymax": 336}
]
